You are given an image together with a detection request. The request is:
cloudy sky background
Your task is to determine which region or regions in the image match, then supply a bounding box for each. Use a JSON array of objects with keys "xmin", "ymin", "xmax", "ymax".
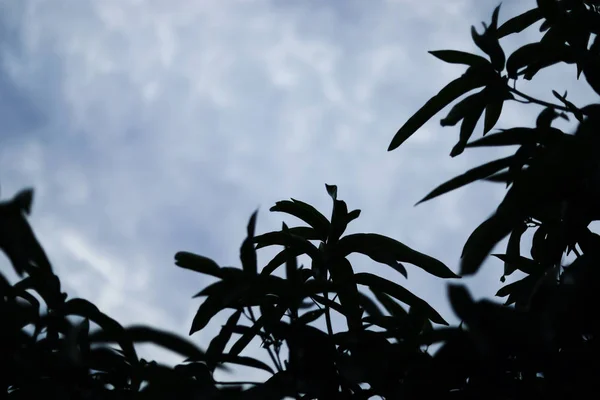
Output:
[{"xmin": 1, "ymin": 0, "xmax": 598, "ymax": 383}]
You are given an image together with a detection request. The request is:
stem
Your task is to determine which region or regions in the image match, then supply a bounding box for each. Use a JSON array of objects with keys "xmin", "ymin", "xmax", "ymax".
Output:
[{"xmin": 509, "ymin": 87, "xmax": 571, "ymax": 112}]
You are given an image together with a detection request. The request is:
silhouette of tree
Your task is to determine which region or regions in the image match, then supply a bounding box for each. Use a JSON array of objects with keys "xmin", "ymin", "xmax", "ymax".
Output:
[{"xmin": 1, "ymin": 0, "xmax": 599, "ymax": 398}]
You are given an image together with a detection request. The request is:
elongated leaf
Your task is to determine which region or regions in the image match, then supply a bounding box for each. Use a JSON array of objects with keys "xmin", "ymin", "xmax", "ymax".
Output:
[
  {"xmin": 502, "ymin": 221, "xmax": 528, "ymax": 279},
  {"xmin": 190, "ymin": 282, "xmax": 250, "ymax": 334},
  {"xmin": 358, "ymin": 292, "xmax": 383, "ymax": 319},
  {"xmin": 483, "ymin": 99, "xmax": 504, "ymax": 135},
  {"xmin": 460, "ymin": 214, "xmax": 514, "ymax": 275},
  {"xmin": 240, "ymin": 210, "xmax": 258, "ymax": 275},
  {"xmin": 325, "ymin": 184, "xmax": 338, "ymax": 200},
  {"xmin": 465, "ymin": 127, "xmax": 536, "ymax": 148},
  {"xmin": 174, "ymin": 252, "xmax": 222, "ymax": 278},
  {"xmin": 450, "ymin": 100, "xmax": 485, "ymax": 156},
  {"xmin": 371, "ymin": 289, "xmax": 408, "ymax": 318},
  {"xmin": 270, "ymin": 199, "xmax": 330, "ymax": 241},
  {"xmin": 220, "ymin": 354, "xmax": 274, "ymax": 374},
  {"xmin": 441, "ymin": 90, "xmax": 485, "ymax": 127},
  {"xmin": 329, "ymin": 258, "xmax": 361, "ymax": 331},
  {"xmin": 229, "ymin": 316, "xmax": 265, "ymax": 357},
  {"xmin": 206, "ymin": 310, "xmax": 242, "ymax": 366},
  {"xmin": 417, "ymin": 155, "xmax": 514, "ymax": 205},
  {"xmin": 388, "ymin": 66, "xmax": 490, "ymax": 151},
  {"xmin": 493, "ymin": 254, "xmax": 538, "ymax": 275},
  {"xmin": 429, "ymin": 50, "xmax": 490, "ymax": 67},
  {"xmin": 261, "ymin": 247, "xmax": 304, "ymax": 276},
  {"xmin": 61, "ymin": 298, "xmax": 138, "ymax": 363},
  {"xmin": 507, "ymin": 42, "xmax": 576, "ymax": 79},
  {"xmin": 497, "ymin": 8, "xmax": 543, "ymax": 38},
  {"xmin": 254, "ymin": 231, "xmax": 321, "ymax": 260},
  {"xmin": 354, "ymin": 272, "xmax": 447, "ymax": 325},
  {"xmin": 296, "ymin": 308, "xmax": 326, "ymax": 325},
  {"xmin": 90, "ymin": 325, "xmax": 208, "ymax": 362}
]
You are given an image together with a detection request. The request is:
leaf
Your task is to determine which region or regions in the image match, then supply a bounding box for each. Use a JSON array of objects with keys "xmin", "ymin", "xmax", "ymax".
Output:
[
  {"xmin": 497, "ymin": 8, "xmax": 543, "ymax": 38},
  {"xmin": 506, "ymin": 42, "xmax": 576, "ymax": 79},
  {"xmin": 296, "ymin": 308, "xmax": 326, "ymax": 325},
  {"xmin": 329, "ymin": 199, "xmax": 350, "ymax": 244},
  {"xmin": 339, "ymin": 233, "xmax": 457, "ymax": 278},
  {"xmin": 417, "ymin": 155, "xmax": 515, "ymax": 204},
  {"xmin": 240, "ymin": 210, "xmax": 258, "ymax": 275},
  {"xmin": 448, "ymin": 284, "xmax": 474, "ymax": 321},
  {"xmin": 90, "ymin": 325, "xmax": 208, "ymax": 362},
  {"xmin": 13, "ymin": 188, "xmax": 34, "ymax": 215},
  {"xmin": 260, "ymin": 247, "xmax": 304, "ymax": 276},
  {"xmin": 440, "ymin": 90, "xmax": 486, "ymax": 127},
  {"xmin": 254, "ymin": 231, "xmax": 321, "ymax": 260},
  {"xmin": 465, "ymin": 127, "xmax": 537, "ymax": 148},
  {"xmin": 174, "ymin": 252, "xmax": 222, "ymax": 278},
  {"xmin": 483, "ymin": 99, "xmax": 504, "ymax": 135},
  {"xmin": 460, "ymin": 214, "xmax": 514, "ymax": 276},
  {"xmin": 358, "ymin": 293, "xmax": 384, "ymax": 319},
  {"xmin": 206, "ymin": 310, "xmax": 242, "ymax": 367},
  {"xmin": 61, "ymin": 298, "xmax": 138, "ymax": 364},
  {"xmin": 388, "ymin": 66, "xmax": 490, "ymax": 151},
  {"xmin": 450, "ymin": 99, "xmax": 485, "ymax": 157},
  {"xmin": 429, "ymin": 50, "xmax": 490, "ymax": 67},
  {"xmin": 492, "ymin": 254, "xmax": 539, "ymax": 275},
  {"xmin": 471, "ymin": 4, "xmax": 506, "ymax": 71},
  {"xmin": 229, "ymin": 317, "xmax": 265, "ymax": 357},
  {"xmin": 371, "ymin": 289, "xmax": 408, "ymax": 318},
  {"xmin": 325, "ymin": 184, "xmax": 338, "ymax": 200},
  {"xmin": 329, "ymin": 258, "xmax": 361, "ymax": 331},
  {"xmin": 354, "ymin": 272, "xmax": 448, "ymax": 325},
  {"xmin": 270, "ymin": 199, "xmax": 330, "ymax": 241},
  {"xmin": 219, "ymin": 354, "xmax": 274, "ymax": 374},
  {"xmin": 190, "ymin": 282, "xmax": 249, "ymax": 334},
  {"xmin": 502, "ymin": 221, "xmax": 528, "ymax": 279}
]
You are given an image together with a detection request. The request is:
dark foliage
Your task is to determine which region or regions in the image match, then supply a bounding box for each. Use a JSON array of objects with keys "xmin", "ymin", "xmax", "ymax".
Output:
[{"xmin": 2, "ymin": 0, "xmax": 600, "ymax": 398}]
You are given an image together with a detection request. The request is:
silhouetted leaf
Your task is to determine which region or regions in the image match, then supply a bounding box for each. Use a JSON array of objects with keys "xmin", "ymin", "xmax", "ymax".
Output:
[
  {"xmin": 483, "ymin": 99, "xmax": 504, "ymax": 135},
  {"xmin": 229, "ymin": 316, "xmax": 265, "ymax": 357},
  {"xmin": 254, "ymin": 230, "xmax": 321, "ymax": 260},
  {"xmin": 460, "ymin": 214, "xmax": 514, "ymax": 275},
  {"xmin": 450, "ymin": 99, "xmax": 485, "ymax": 156},
  {"xmin": 493, "ymin": 254, "xmax": 539, "ymax": 275},
  {"xmin": 91, "ymin": 326, "xmax": 208, "ymax": 363},
  {"xmin": 471, "ymin": 4, "xmax": 505, "ymax": 71},
  {"xmin": 429, "ymin": 50, "xmax": 490, "ymax": 67},
  {"xmin": 441, "ymin": 90, "xmax": 486, "ymax": 127},
  {"xmin": 60, "ymin": 298, "xmax": 138, "ymax": 363},
  {"xmin": 206, "ymin": 310, "xmax": 242, "ymax": 367},
  {"xmin": 240, "ymin": 210, "xmax": 258, "ymax": 275},
  {"xmin": 506, "ymin": 42, "xmax": 576, "ymax": 79},
  {"xmin": 219, "ymin": 354, "xmax": 274, "ymax": 374},
  {"xmin": 502, "ymin": 221, "xmax": 528, "ymax": 279},
  {"xmin": 388, "ymin": 66, "xmax": 490, "ymax": 151},
  {"xmin": 448, "ymin": 284, "xmax": 474, "ymax": 321},
  {"xmin": 329, "ymin": 257, "xmax": 361, "ymax": 330},
  {"xmin": 417, "ymin": 155, "xmax": 514, "ymax": 204},
  {"xmin": 338, "ymin": 233, "xmax": 456, "ymax": 278},
  {"xmin": 497, "ymin": 8, "xmax": 543, "ymax": 38},
  {"xmin": 174, "ymin": 252, "xmax": 222, "ymax": 278},
  {"xmin": 325, "ymin": 184, "xmax": 338, "ymax": 200},
  {"xmin": 270, "ymin": 199, "xmax": 330, "ymax": 241},
  {"xmin": 190, "ymin": 282, "xmax": 250, "ymax": 334},
  {"xmin": 354, "ymin": 272, "xmax": 448, "ymax": 325},
  {"xmin": 297, "ymin": 308, "xmax": 326, "ymax": 325}
]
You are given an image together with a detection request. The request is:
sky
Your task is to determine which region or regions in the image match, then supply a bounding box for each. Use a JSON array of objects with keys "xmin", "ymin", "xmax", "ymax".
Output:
[{"xmin": 1, "ymin": 0, "xmax": 598, "ymax": 384}]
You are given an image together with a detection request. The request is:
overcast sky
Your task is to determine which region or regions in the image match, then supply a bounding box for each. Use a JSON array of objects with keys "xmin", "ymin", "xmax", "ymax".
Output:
[{"xmin": 1, "ymin": 0, "xmax": 597, "ymax": 383}]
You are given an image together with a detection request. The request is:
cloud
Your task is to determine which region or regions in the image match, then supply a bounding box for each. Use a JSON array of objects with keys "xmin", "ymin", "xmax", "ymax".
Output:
[{"xmin": 1, "ymin": 0, "xmax": 595, "ymax": 382}]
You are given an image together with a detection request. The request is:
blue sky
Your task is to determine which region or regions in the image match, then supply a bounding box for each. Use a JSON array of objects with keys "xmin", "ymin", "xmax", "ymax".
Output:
[{"xmin": 1, "ymin": 0, "xmax": 597, "ymax": 382}]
